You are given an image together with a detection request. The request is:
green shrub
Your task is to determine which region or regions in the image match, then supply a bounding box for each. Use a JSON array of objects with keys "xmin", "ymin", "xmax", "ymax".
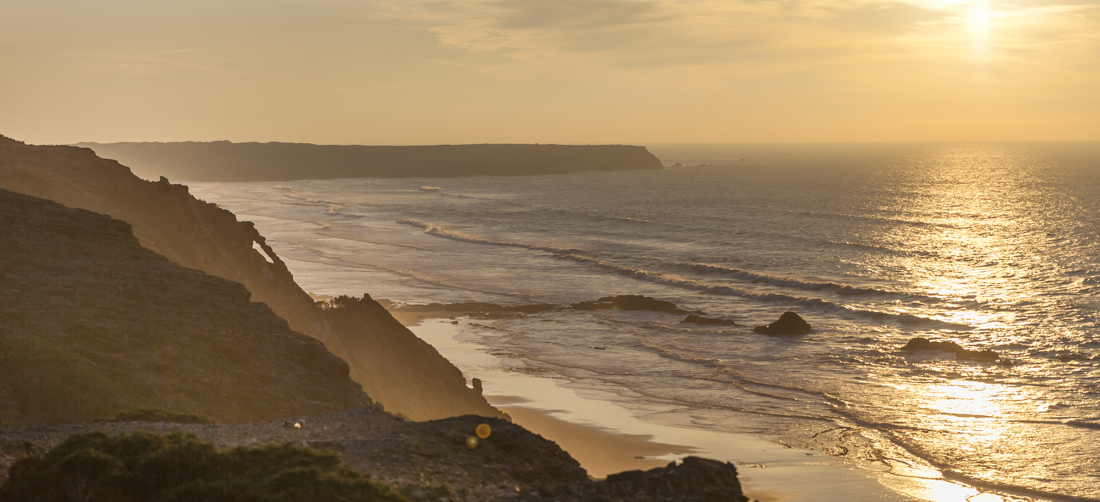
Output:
[{"xmin": 0, "ymin": 431, "xmax": 407, "ymax": 502}]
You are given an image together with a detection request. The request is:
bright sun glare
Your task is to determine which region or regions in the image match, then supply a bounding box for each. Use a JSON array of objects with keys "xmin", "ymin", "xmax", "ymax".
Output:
[{"xmin": 969, "ymin": 0, "xmax": 992, "ymax": 33}]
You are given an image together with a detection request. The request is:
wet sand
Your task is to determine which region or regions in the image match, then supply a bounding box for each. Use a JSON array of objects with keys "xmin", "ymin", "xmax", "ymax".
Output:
[
  {"xmin": 488, "ymin": 398, "xmax": 696, "ymax": 478},
  {"xmin": 392, "ymin": 311, "xmax": 986, "ymax": 502}
]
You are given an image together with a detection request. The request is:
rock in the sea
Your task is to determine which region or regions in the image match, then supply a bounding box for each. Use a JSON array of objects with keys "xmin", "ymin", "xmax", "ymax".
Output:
[
  {"xmin": 582, "ymin": 456, "xmax": 750, "ymax": 502},
  {"xmin": 901, "ymin": 337, "xmax": 999, "ymax": 362},
  {"xmin": 753, "ymin": 312, "xmax": 812, "ymax": 335},
  {"xmin": 681, "ymin": 314, "xmax": 739, "ymax": 326},
  {"xmin": 571, "ymin": 295, "xmax": 688, "ymax": 315}
]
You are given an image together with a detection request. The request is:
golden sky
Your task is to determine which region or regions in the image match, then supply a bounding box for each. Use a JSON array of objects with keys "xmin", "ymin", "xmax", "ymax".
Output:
[{"xmin": 1, "ymin": 0, "xmax": 1098, "ymax": 144}]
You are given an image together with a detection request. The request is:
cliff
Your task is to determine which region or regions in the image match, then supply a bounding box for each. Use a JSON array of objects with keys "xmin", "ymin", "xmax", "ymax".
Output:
[
  {"xmin": 0, "ymin": 135, "xmax": 498, "ymax": 421},
  {"xmin": 75, "ymin": 141, "xmax": 665, "ymax": 181},
  {"xmin": 0, "ymin": 188, "xmax": 370, "ymax": 424}
]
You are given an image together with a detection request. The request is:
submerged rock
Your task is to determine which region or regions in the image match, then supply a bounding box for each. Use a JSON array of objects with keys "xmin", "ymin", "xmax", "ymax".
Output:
[
  {"xmin": 753, "ymin": 312, "xmax": 812, "ymax": 335},
  {"xmin": 571, "ymin": 295, "xmax": 688, "ymax": 315},
  {"xmin": 681, "ymin": 314, "xmax": 739, "ymax": 326},
  {"xmin": 392, "ymin": 302, "xmax": 558, "ymax": 314},
  {"xmin": 901, "ymin": 337, "xmax": 999, "ymax": 362}
]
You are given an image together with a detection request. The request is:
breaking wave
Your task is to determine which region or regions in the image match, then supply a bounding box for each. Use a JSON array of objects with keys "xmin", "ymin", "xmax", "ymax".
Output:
[
  {"xmin": 558, "ymin": 254, "xmax": 972, "ymax": 330},
  {"xmin": 691, "ymin": 263, "xmax": 886, "ymax": 295},
  {"xmin": 397, "ymin": 218, "xmax": 587, "ymax": 255}
]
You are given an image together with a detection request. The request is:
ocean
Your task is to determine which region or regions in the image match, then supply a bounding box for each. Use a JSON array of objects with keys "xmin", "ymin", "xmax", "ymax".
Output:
[{"xmin": 188, "ymin": 142, "xmax": 1100, "ymax": 501}]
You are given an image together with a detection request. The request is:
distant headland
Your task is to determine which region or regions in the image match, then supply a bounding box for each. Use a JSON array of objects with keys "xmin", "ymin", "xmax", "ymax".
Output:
[{"xmin": 76, "ymin": 141, "xmax": 665, "ymax": 182}]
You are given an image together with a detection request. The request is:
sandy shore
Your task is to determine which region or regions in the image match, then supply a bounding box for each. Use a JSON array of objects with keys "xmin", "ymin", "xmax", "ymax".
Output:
[
  {"xmin": 394, "ymin": 310, "xmax": 1003, "ymax": 502},
  {"xmin": 388, "ymin": 310, "xmax": 459, "ymax": 327},
  {"xmin": 487, "ymin": 396, "xmax": 697, "ymax": 478}
]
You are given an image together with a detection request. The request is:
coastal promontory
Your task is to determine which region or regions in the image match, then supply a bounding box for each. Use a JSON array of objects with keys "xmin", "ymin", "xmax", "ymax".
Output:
[
  {"xmin": 76, "ymin": 141, "xmax": 665, "ymax": 182},
  {"xmin": 0, "ymin": 135, "xmax": 498, "ymax": 421}
]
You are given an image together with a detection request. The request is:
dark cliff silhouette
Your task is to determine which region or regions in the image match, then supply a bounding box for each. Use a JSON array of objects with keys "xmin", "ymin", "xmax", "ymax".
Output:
[
  {"xmin": 75, "ymin": 141, "xmax": 665, "ymax": 181},
  {"xmin": 0, "ymin": 188, "xmax": 370, "ymax": 424},
  {"xmin": 0, "ymin": 135, "xmax": 499, "ymax": 421}
]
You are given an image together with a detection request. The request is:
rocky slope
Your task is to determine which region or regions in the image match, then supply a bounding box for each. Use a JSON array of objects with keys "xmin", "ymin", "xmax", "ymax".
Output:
[
  {"xmin": 76, "ymin": 141, "xmax": 665, "ymax": 182},
  {"xmin": 0, "ymin": 188, "xmax": 369, "ymax": 425},
  {"xmin": 0, "ymin": 135, "xmax": 497, "ymax": 421}
]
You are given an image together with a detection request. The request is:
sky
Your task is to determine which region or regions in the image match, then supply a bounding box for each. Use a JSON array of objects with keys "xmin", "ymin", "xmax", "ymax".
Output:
[{"xmin": 1, "ymin": 0, "xmax": 1098, "ymax": 144}]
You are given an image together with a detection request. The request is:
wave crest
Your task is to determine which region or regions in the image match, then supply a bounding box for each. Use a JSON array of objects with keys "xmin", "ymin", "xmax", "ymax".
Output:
[{"xmin": 396, "ymin": 218, "xmax": 587, "ymax": 255}]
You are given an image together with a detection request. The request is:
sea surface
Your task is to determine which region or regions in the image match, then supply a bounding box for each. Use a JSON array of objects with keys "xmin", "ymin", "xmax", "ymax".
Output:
[{"xmin": 189, "ymin": 142, "xmax": 1100, "ymax": 501}]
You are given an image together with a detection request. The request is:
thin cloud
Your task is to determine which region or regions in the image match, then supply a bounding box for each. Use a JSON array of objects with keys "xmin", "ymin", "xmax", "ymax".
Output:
[
  {"xmin": 825, "ymin": 1, "xmax": 948, "ymax": 32},
  {"xmin": 489, "ymin": 0, "xmax": 668, "ymax": 30},
  {"xmin": 68, "ymin": 49, "xmax": 233, "ymax": 76}
]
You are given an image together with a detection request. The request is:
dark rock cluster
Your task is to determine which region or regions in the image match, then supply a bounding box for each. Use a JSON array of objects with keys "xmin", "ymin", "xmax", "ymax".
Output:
[
  {"xmin": 571, "ymin": 295, "xmax": 689, "ymax": 315},
  {"xmin": 680, "ymin": 315, "xmax": 739, "ymax": 326},
  {"xmin": 901, "ymin": 337, "xmax": 999, "ymax": 362},
  {"xmin": 580, "ymin": 456, "xmax": 750, "ymax": 502},
  {"xmin": 753, "ymin": 312, "xmax": 812, "ymax": 335}
]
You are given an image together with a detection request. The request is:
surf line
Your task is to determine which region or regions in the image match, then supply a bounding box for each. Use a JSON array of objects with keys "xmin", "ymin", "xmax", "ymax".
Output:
[{"xmin": 396, "ymin": 218, "xmax": 587, "ymax": 255}]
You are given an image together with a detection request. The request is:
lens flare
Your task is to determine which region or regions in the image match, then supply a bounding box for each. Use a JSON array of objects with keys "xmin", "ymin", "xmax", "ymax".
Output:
[{"xmin": 476, "ymin": 424, "xmax": 492, "ymax": 439}]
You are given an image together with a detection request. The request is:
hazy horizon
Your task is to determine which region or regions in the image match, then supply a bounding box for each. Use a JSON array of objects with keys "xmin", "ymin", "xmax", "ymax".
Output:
[{"xmin": 3, "ymin": 0, "xmax": 1099, "ymax": 145}]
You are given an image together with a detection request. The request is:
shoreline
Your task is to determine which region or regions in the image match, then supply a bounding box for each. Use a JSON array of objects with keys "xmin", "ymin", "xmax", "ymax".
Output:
[{"xmin": 397, "ymin": 310, "xmax": 1004, "ymax": 502}]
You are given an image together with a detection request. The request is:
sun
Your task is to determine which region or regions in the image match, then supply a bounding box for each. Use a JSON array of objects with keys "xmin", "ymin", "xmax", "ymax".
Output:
[{"xmin": 968, "ymin": 0, "xmax": 991, "ymax": 32}]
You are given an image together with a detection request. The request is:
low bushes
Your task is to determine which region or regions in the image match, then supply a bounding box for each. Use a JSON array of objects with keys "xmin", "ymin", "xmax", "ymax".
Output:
[{"xmin": 1, "ymin": 431, "xmax": 406, "ymax": 502}]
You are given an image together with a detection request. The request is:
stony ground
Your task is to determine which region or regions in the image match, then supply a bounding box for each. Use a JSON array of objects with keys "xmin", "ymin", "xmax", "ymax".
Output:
[{"xmin": 0, "ymin": 407, "xmax": 750, "ymax": 502}]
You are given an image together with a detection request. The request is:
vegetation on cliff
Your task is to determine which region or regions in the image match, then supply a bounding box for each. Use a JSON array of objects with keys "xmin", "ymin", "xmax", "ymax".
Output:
[
  {"xmin": 0, "ymin": 188, "xmax": 369, "ymax": 425},
  {"xmin": 0, "ymin": 431, "xmax": 406, "ymax": 502}
]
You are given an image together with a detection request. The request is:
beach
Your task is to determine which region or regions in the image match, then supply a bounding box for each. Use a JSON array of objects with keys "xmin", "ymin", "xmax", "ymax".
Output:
[
  {"xmin": 185, "ymin": 143, "xmax": 1100, "ymax": 501},
  {"xmin": 402, "ymin": 315, "xmax": 978, "ymax": 502}
]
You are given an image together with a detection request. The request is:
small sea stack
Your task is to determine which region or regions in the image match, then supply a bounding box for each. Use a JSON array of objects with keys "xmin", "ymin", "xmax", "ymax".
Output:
[
  {"xmin": 753, "ymin": 312, "xmax": 812, "ymax": 335},
  {"xmin": 901, "ymin": 337, "xmax": 999, "ymax": 362}
]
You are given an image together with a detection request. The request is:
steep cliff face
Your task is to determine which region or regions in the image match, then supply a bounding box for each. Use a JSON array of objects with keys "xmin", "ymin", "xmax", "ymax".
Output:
[
  {"xmin": 0, "ymin": 188, "xmax": 370, "ymax": 424},
  {"xmin": 77, "ymin": 141, "xmax": 666, "ymax": 181},
  {"xmin": 319, "ymin": 296, "xmax": 491, "ymax": 420},
  {"xmin": 0, "ymin": 135, "xmax": 498, "ymax": 421}
]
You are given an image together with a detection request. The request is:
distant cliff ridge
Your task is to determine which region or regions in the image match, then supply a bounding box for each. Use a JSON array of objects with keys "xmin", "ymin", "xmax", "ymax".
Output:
[{"xmin": 76, "ymin": 141, "xmax": 665, "ymax": 181}]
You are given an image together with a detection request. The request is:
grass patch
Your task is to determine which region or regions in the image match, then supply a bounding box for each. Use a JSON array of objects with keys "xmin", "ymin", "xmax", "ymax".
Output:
[{"xmin": 1, "ymin": 431, "xmax": 408, "ymax": 501}]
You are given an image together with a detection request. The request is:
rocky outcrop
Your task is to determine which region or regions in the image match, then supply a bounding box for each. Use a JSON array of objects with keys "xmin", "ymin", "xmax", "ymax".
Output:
[
  {"xmin": 0, "ymin": 134, "xmax": 497, "ymax": 421},
  {"xmin": 572, "ymin": 295, "xmax": 689, "ymax": 315},
  {"xmin": 680, "ymin": 315, "xmax": 739, "ymax": 326},
  {"xmin": 582, "ymin": 457, "xmax": 750, "ymax": 502},
  {"xmin": 319, "ymin": 296, "xmax": 507, "ymax": 420},
  {"xmin": 901, "ymin": 337, "xmax": 999, "ymax": 362},
  {"xmin": 0, "ymin": 188, "xmax": 370, "ymax": 425},
  {"xmin": 77, "ymin": 141, "xmax": 665, "ymax": 182},
  {"xmin": 390, "ymin": 302, "xmax": 560, "ymax": 316},
  {"xmin": 753, "ymin": 312, "xmax": 812, "ymax": 335}
]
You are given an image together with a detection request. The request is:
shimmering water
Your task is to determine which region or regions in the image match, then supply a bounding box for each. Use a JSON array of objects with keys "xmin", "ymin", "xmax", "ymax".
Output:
[{"xmin": 189, "ymin": 142, "xmax": 1100, "ymax": 501}]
